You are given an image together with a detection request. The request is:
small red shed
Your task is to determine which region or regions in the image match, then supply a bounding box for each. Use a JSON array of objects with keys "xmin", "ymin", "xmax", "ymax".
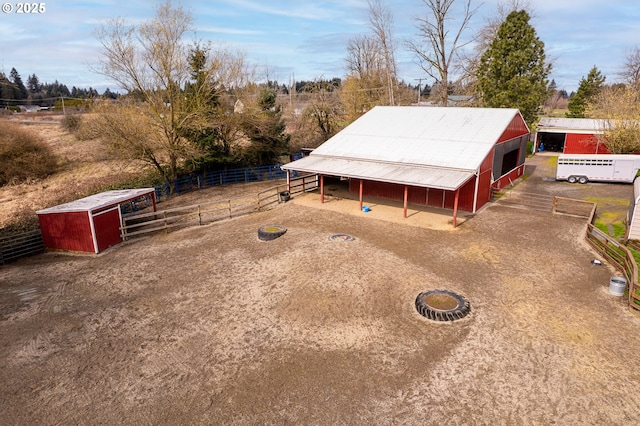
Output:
[
  {"xmin": 36, "ymin": 188, "xmax": 156, "ymax": 254},
  {"xmin": 535, "ymin": 117, "xmax": 609, "ymax": 154}
]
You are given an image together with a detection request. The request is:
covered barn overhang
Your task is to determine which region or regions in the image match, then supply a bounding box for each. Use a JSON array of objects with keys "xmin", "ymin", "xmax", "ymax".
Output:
[{"xmin": 281, "ymin": 155, "xmax": 476, "ymax": 227}]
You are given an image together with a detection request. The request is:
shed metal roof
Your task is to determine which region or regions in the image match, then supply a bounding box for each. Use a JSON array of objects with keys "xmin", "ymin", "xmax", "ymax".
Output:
[
  {"xmin": 36, "ymin": 188, "xmax": 155, "ymax": 214},
  {"xmin": 537, "ymin": 117, "xmax": 606, "ymax": 134},
  {"xmin": 282, "ymin": 106, "xmax": 526, "ymax": 189}
]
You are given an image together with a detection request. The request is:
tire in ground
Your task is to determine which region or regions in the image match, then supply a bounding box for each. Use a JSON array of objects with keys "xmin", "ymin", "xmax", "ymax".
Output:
[
  {"xmin": 415, "ymin": 289, "xmax": 471, "ymax": 321},
  {"xmin": 258, "ymin": 225, "xmax": 287, "ymax": 241}
]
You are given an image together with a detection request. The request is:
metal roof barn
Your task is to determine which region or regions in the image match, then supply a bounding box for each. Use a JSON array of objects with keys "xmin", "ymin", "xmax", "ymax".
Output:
[
  {"xmin": 536, "ymin": 117, "xmax": 609, "ymax": 154},
  {"xmin": 36, "ymin": 188, "xmax": 156, "ymax": 254},
  {"xmin": 281, "ymin": 106, "xmax": 530, "ymax": 226}
]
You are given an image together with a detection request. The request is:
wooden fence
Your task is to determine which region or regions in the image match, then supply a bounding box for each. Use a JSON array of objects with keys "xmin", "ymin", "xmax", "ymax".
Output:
[
  {"xmin": 0, "ymin": 230, "xmax": 44, "ymax": 265},
  {"xmin": 121, "ymin": 174, "xmax": 318, "ymax": 239},
  {"xmin": 556, "ymin": 195, "xmax": 640, "ymax": 312},
  {"xmin": 499, "ymin": 190, "xmax": 639, "ymax": 312}
]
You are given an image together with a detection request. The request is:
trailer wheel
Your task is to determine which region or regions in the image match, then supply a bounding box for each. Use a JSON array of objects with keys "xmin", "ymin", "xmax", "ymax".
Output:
[
  {"xmin": 567, "ymin": 175, "xmax": 577, "ymax": 183},
  {"xmin": 578, "ymin": 176, "xmax": 589, "ymax": 184}
]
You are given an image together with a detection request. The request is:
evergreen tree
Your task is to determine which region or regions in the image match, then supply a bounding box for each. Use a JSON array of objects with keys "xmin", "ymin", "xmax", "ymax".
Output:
[
  {"xmin": 242, "ymin": 88, "xmax": 291, "ymax": 165},
  {"xmin": 9, "ymin": 68, "xmax": 28, "ymax": 100},
  {"xmin": 476, "ymin": 10, "xmax": 551, "ymax": 125},
  {"xmin": 566, "ymin": 66, "xmax": 605, "ymax": 118},
  {"xmin": 0, "ymin": 72, "xmax": 15, "ymax": 106},
  {"xmin": 27, "ymin": 74, "xmax": 41, "ymax": 93}
]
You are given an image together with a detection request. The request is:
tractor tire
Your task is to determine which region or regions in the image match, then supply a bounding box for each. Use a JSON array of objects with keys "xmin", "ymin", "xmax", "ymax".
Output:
[
  {"xmin": 415, "ymin": 289, "xmax": 471, "ymax": 322},
  {"xmin": 258, "ymin": 225, "xmax": 287, "ymax": 241}
]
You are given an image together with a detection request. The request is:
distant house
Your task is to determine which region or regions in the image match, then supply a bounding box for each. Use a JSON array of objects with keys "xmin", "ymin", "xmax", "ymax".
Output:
[
  {"xmin": 18, "ymin": 105, "xmax": 44, "ymax": 113},
  {"xmin": 281, "ymin": 106, "xmax": 530, "ymax": 227},
  {"xmin": 536, "ymin": 117, "xmax": 609, "ymax": 154}
]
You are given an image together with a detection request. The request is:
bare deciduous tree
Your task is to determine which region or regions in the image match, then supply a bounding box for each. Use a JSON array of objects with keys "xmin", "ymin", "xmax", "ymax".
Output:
[
  {"xmin": 619, "ymin": 47, "xmax": 640, "ymax": 90},
  {"xmin": 92, "ymin": 1, "xmax": 237, "ymax": 192},
  {"xmin": 367, "ymin": 0, "xmax": 397, "ymax": 105},
  {"xmin": 407, "ymin": 0, "xmax": 478, "ymax": 106}
]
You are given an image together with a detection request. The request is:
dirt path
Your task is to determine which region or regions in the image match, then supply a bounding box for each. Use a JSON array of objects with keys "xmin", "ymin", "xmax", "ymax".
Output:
[{"xmin": 2, "ymin": 156, "xmax": 640, "ymax": 425}]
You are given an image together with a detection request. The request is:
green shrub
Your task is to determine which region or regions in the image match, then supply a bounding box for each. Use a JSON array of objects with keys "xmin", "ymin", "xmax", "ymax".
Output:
[{"xmin": 0, "ymin": 122, "xmax": 58, "ymax": 186}]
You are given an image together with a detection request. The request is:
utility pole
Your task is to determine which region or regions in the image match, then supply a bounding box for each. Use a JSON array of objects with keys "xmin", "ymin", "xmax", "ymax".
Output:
[{"xmin": 415, "ymin": 78, "xmax": 426, "ymax": 104}]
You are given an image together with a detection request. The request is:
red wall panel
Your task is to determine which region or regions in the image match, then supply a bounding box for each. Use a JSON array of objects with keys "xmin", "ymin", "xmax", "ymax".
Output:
[
  {"xmin": 38, "ymin": 211, "xmax": 94, "ymax": 253},
  {"xmin": 492, "ymin": 164, "xmax": 525, "ymax": 190},
  {"xmin": 563, "ymin": 133, "xmax": 610, "ymax": 154},
  {"xmin": 498, "ymin": 114, "xmax": 530, "ymax": 143},
  {"xmin": 349, "ymin": 178, "xmax": 478, "ymax": 212},
  {"xmin": 93, "ymin": 208, "xmax": 123, "ymax": 253}
]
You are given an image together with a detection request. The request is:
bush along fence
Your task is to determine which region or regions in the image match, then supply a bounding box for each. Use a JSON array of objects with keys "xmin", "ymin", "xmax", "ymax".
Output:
[
  {"xmin": 121, "ymin": 174, "xmax": 318, "ymax": 239},
  {"xmin": 154, "ymin": 164, "xmax": 296, "ymax": 200}
]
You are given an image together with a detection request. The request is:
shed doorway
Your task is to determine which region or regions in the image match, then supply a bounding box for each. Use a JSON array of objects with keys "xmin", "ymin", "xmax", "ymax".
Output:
[{"xmin": 538, "ymin": 132, "xmax": 565, "ymax": 152}]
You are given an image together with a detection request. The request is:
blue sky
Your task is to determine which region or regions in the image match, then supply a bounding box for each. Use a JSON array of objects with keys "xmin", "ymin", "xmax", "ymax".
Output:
[{"xmin": 0, "ymin": 0, "xmax": 638, "ymax": 94}]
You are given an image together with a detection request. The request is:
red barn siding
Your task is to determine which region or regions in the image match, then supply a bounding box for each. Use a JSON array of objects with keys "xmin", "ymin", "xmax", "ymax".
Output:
[
  {"xmin": 349, "ymin": 178, "xmax": 477, "ymax": 212},
  {"xmin": 93, "ymin": 207, "xmax": 123, "ymax": 253},
  {"xmin": 498, "ymin": 114, "xmax": 529, "ymax": 143},
  {"xmin": 563, "ymin": 133, "xmax": 610, "ymax": 154},
  {"xmin": 493, "ymin": 164, "xmax": 525, "ymax": 189},
  {"xmin": 38, "ymin": 211, "xmax": 94, "ymax": 253}
]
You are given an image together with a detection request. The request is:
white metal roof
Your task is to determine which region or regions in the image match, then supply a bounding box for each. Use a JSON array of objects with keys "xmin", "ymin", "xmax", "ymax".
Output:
[
  {"xmin": 537, "ymin": 117, "xmax": 606, "ymax": 134},
  {"xmin": 286, "ymin": 156, "xmax": 475, "ymax": 190},
  {"xmin": 282, "ymin": 106, "xmax": 527, "ymax": 190},
  {"xmin": 36, "ymin": 188, "xmax": 155, "ymax": 214}
]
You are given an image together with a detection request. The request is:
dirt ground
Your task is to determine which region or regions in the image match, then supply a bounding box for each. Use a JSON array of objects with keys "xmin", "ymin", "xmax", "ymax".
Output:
[{"xmin": 2, "ymin": 155, "xmax": 640, "ymax": 425}]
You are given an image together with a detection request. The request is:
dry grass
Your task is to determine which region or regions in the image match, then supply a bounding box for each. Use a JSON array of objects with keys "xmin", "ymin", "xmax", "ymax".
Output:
[
  {"xmin": 0, "ymin": 115, "xmax": 148, "ymax": 231},
  {"xmin": 0, "ymin": 121, "xmax": 57, "ymax": 186}
]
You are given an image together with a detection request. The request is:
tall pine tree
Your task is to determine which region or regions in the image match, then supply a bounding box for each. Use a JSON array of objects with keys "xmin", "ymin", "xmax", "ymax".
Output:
[
  {"xmin": 476, "ymin": 10, "xmax": 550, "ymax": 125},
  {"xmin": 9, "ymin": 68, "xmax": 28, "ymax": 100},
  {"xmin": 566, "ymin": 66, "xmax": 605, "ymax": 118}
]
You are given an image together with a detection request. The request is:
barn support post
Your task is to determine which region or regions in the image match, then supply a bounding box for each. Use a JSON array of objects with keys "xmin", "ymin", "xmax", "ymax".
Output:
[
  {"xmin": 286, "ymin": 170, "xmax": 291, "ymax": 193},
  {"xmin": 320, "ymin": 175, "xmax": 325, "ymax": 204},
  {"xmin": 403, "ymin": 185, "xmax": 409, "ymax": 218},
  {"xmin": 452, "ymin": 189, "xmax": 460, "ymax": 228},
  {"xmin": 473, "ymin": 172, "xmax": 480, "ymax": 213},
  {"xmin": 151, "ymin": 191, "xmax": 157, "ymax": 212},
  {"xmin": 359, "ymin": 180, "xmax": 364, "ymax": 211}
]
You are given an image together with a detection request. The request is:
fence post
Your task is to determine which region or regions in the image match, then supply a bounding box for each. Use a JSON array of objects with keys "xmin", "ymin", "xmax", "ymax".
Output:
[
  {"xmin": 552, "ymin": 196, "xmax": 558, "ymax": 213},
  {"xmin": 164, "ymin": 211, "xmax": 168, "ymax": 233},
  {"xmin": 198, "ymin": 205, "xmax": 202, "ymax": 225}
]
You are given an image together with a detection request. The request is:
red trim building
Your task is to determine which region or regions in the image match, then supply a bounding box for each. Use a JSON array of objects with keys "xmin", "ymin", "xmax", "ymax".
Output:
[
  {"xmin": 535, "ymin": 117, "xmax": 609, "ymax": 154},
  {"xmin": 36, "ymin": 189, "xmax": 156, "ymax": 254},
  {"xmin": 282, "ymin": 106, "xmax": 530, "ymax": 227}
]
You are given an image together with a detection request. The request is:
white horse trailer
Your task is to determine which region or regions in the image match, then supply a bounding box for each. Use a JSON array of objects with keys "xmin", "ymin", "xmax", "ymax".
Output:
[{"xmin": 556, "ymin": 154, "xmax": 640, "ymax": 184}]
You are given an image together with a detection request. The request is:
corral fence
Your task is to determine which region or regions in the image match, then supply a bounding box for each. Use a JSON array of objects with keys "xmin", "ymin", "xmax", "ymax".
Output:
[
  {"xmin": 563, "ymin": 197, "xmax": 640, "ymax": 313},
  {"xmin": 0, "ymin": 230, "xmax": 44, "ymax": 266},
  {"xmin": 498, "ymin": 189, "xmax": 640, "ymax": 312},
  {"xmin": 494, "ymin": 190, "xmax": 555, "ymax": 212},
  {"xmin": 121, "ymin": 174, "xmax": 318, "ymax": 239},
  {"xmin": 154, "ymin": 164, "xmax": 295, "ymax": 200}
]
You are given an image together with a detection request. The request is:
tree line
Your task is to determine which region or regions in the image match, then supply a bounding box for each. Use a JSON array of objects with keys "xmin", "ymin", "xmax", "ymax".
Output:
[
  {"xmin": 0, "ymin": 68, "xmax": 119, "ymax": 108},
  {"xmin": 13, "ymin": 0, "xmax": 640, "ymax": 194}
]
